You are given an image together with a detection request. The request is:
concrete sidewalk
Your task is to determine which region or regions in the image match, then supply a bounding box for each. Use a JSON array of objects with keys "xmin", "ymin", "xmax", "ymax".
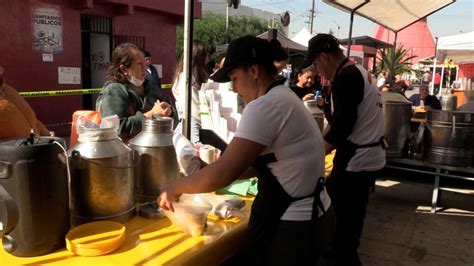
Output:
[{"xmin": 359, "ymin": 178, "xmax": 474, "ymax": 266}]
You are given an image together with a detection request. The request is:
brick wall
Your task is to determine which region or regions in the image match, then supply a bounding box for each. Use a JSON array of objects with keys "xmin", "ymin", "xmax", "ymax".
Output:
[{"xmin": 458, "ymin": 63, "xmax": 474, "ymax": 78}]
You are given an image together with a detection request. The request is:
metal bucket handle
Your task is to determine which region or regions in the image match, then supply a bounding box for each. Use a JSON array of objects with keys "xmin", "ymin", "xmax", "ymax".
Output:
[
  {"xmin": 451, "ymin": 114, "xmax": 456, "ymax": 139},
  {"xmin": 71, "ymin": 150, "xmax": 140, "ymax": 169}
]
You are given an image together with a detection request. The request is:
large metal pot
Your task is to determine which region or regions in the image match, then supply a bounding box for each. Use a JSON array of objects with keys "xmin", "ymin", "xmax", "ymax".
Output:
[
  {"xmin": 303, "ymin": 100, "xmax": 324, "ymax": 132},
  {"xmin": 129, "ymin": 116, "xmax": 180, "ymax": 203},
  {"xmin": 440, "ymin": 94, "xmax": 457, "ymax": 111},
  {"xmin": 68, "ymin": 127, "xmax": 136, "ymax": 225},
  {"xmin": 382, "ymin": 101, "xmax": 412, "ymax": 158},
  {"xmin": 426, "ymin": 110, "xmax": 474, "ymax": 167}
]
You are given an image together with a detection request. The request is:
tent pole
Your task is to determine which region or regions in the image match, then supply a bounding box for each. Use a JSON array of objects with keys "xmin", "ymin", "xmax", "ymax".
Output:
[
  {"xmin": 183, "ymin": 0, "xmax": 194, "ymax": 139},
  {"xmin": 226, "ymin": 5, "xmax": 229, "ymax": 43},
  {"xmin": 389, "ymin": 31, "xmax": 398, "ymax": 83},
  {"xmin": 346, "ymin": 2, "xmax": 367, "ymax": 57},
  {"xmin": 431, "ymin": 37, "xmax": 438, "ymax": 96}
]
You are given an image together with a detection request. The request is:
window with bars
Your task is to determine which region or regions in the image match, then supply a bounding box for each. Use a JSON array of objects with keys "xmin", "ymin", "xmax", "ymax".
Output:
[
  {"xmin": 113, "ymin": 35, "xmax": 145, "ymax": 50},
  {"xmin": 81, "ymin": 15, "xmax": 111, "ymax": 34}
]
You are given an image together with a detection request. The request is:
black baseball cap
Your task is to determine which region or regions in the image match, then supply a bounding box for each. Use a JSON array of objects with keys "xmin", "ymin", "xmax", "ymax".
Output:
[
  {"xmin": 303, "ymin": 33, "xmax": 341, "ymax": 67},
  {"xmin": 210, "ymin": 35, "xmax": 271, "ymax": 83}
]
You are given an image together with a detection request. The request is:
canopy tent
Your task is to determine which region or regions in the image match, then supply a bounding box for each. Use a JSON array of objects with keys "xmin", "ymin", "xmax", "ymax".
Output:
[
  {"xmin": 338, "ymin": 35, "xmax": 392, "ymax": 49},
  {"xmin": 340, "ymin": 46, "xmax": 365, "ymax": 60},
  {"xmin": 437, "ymin": 31, "xmax": 474, "ymax": 64},
  {"xmin": 322, "ymin": 0, "xmax": 455, "ymax": 81},
  {"xmin": 257, "ymin": 30, "xmax": 307, "ymax": 54},
  {"xmin": 291, "ymin": 27, "xmax": 314, "ymax": 47},
  {"xmin": 322, "ymin": 0, "xmax": 455, "ymax": 33}
]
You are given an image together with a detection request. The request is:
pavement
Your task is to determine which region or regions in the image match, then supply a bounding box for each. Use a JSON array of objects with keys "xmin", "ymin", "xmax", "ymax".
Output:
[
  {"xmin": 359, "ymin": 173, "xmax": 474, "ymax": 266},
  {"xmin": 356, "ymin": 85, "xmax": 474, "ymax": 265}
]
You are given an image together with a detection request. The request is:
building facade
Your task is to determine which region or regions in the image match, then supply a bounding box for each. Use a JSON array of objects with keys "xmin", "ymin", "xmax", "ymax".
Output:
[{"xmin": 0, "ymin": 0, "xmax": 201, "ymax": 136}]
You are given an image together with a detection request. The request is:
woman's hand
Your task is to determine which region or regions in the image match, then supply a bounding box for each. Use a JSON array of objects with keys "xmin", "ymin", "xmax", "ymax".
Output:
[
  {"xmin": 157, "ymin": 184, "xmax": 182, "ymax": 212},
  {"xmin": 152, "ymin": 100, "xmax": 172, "ymax": 117},
  {"xmin": 302, "ymin": 93, "xmax": 315, "ymax": 101}
]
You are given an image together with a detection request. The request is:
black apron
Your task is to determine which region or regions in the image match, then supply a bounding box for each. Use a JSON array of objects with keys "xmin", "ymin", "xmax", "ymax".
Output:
[
  {"xmin": 244, "ymin": 81, "xmax": 327, "ymax": 265},
  {"xmin": 323, "ymin": 59, "xmax": 386, "ymax": 177},
  {"xmin": 246, "ymin": 153, "xmax": 326, "ymax": 265}
]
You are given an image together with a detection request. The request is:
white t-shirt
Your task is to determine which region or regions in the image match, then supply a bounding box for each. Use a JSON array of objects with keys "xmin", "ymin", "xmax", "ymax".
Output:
[
  {"xmin": 346, "ymin": 65, "xmax": 386, "ymax": 171},
  {"xmin": 172, "ymin": 72, "xmax": 201, "ymax": 122},
  {"xmin": 234, "ymin": 85, "xmax": 331, "ymax": 221}
]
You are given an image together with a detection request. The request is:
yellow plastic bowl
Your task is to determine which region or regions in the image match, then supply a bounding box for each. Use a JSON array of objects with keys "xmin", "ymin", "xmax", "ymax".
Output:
[{"xmin": 66, "ymin": 221, "xmax": 126, "ymax": 256}]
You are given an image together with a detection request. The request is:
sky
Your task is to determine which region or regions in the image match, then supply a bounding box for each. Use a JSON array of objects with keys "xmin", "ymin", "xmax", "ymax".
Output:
[{"xmin": 242, "ymin": 0, "xmax": 474, "ymax": 38}]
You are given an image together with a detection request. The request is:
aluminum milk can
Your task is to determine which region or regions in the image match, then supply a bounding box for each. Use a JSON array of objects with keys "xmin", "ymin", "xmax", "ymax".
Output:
[
  {"xmin": 68, "ymin": 127, "xmax": 136, "ymax": 225},
  {"xmin": 303, "ymin": 100, "xmax": 325, "ymax": 132},
  {"xmin": 129, "ymin": 116, "xmax": 180, "ymax": 203}
]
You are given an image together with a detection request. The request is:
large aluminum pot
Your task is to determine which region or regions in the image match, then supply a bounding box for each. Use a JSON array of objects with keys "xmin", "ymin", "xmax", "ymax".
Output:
[
  {"xmin": 426, "ymin": 110, "xmax": 474, "ymax": 167},
  {"xmin": 382, "ymin": 101, "xmax": 412, "ymax": 158},
  {"xmin": 440, "ymin": 94, "xmax": 457, "ymax": 111},
  {"xmin": 68, "ymin": 127, "xmax": 136, "ymax": 225},
  {"xmin": 303, "ymin": 100, "xmax": 324, "ymax": 132},
  {"xmin": 129, "ymin": 116, "xmax": 180, "ymax": 203}
]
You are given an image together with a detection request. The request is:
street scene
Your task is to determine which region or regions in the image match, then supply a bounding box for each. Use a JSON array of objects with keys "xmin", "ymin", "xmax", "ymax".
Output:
[{"xmin": 0, "ymin": 0, "xmax": 473, "ymax": 265}]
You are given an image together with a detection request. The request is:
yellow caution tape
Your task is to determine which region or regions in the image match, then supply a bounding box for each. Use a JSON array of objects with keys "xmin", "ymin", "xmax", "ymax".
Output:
[
  {"xmin": 19, "ymin": 88, "xmax": 101, "ymax": 97},
  {"xmin": 19, "ymin": 84, "xmax": 172, "ymax": 98}
]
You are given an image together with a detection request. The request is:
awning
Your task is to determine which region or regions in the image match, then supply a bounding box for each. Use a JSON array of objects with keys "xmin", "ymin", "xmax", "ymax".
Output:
[
  {"xmin": 338, "ymin": 35, "xmax": 392, "ymax": 49},
  {"xmin": 437, "ymin": 31, "xmax": 474, "ymax": 64},
  {"xmin": 291, "ymin": 27, "xmax": 314, "ymax": 47},
  {"xmin": 322, "ymin": 0, "xmax": 455, "ymax": 33},
  {"xmin": 257, "ymin": 30, "xmax": 307, "ymax": 53}
]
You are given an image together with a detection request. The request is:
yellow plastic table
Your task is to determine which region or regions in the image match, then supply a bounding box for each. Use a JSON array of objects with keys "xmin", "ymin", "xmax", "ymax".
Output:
[
  {"xmin": 1, "ymin": 154, "xmax": 336, "ymax": 265},
  {"xmin": 0, "ymin": 198, "xmax": 252, "ymax": 266}
]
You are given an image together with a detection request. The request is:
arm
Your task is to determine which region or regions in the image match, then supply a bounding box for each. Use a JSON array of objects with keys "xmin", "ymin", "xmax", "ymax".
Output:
[
  {"xmin": 322, "ymin": 124, "xmax": 334, "ymax": 154},
  {"xmin": 324, "ymin": 67, "xmax": 364, "ymax": 148},
  {"xmin": 158, "ymin": 137, "xmax": 266, "ymax": 211},
  {"xmin": 98, "ymin": 83, "xmax": 144, "ymax": 139}
]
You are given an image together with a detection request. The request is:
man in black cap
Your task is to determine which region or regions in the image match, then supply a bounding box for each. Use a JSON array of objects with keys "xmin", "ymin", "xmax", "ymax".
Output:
[{"xmin": 305, "ymin": 34, "xmax": 386, "ymax": 266}]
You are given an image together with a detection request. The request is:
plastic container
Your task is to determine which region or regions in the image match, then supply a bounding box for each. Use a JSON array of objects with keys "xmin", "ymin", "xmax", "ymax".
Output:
[
  {"xmin": 65, "ymin": 221, "xmax": 126, "ymax": 256},
  {"xmin": 161, "ymin": 195, "xmax": 212, "ymax": 236}
]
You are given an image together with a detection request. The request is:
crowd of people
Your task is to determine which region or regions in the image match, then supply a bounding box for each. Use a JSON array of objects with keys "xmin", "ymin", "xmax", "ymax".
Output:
[{"xmin": 2, "ymin": 32, "xmax": 450, "ymax": 266}]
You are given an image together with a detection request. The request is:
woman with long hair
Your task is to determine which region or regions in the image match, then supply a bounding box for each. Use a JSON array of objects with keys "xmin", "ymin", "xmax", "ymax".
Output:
[
  {"xmin": 171, "ymin": 40, "xmax": 210, "ymax": 143},
  {"xmin": 97, "ymin": 43, "xmax": 173, "ymax": 141}
]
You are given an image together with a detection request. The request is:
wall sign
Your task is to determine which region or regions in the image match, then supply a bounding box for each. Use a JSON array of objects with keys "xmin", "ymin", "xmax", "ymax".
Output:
[
  {"xmin": 42, "ymin": 54, "xmax": 54, "ymax": 62},
  {"xmin": 58, "ymin": 67, "xmax": 81, "ymax": 84},
  {"xmin": 31, "ymin": 3, "xmax": 63, "ymax": 54}
]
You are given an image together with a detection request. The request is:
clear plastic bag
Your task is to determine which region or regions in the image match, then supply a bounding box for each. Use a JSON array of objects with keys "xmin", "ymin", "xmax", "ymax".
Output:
[
  {"xmin": 193, "ymin": 193, "xmax": 245, "ymax": 219},
  {"xmin": 160, "ymin": 194, "xmax": 212, "ymax": 236}
]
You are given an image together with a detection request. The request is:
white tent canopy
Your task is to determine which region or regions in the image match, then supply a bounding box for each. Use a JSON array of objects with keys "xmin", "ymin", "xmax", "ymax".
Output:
[
  {"xmin": 291, "ymin": 27, "xmax": 314, "ymax": 47},
  {"xmin": 290, "ymin": 27, "xmax": 364, "ymax": 59},
  {"xmin": 437, "ymin": 31, "xmax": 474, "ymax": 64},
  {"xmin": 322, "ymin": 0, "xmax": 455, "ymax": 32}
]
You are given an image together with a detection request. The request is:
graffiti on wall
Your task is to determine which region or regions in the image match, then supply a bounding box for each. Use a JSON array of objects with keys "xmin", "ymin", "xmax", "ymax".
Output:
[
  {"xmin": 91, "ymin": 51, "xmax": 110, "ymax": 71},
  {"xmin": 31, "ymin": 3, "xmax": 63, "ymax": 54}
]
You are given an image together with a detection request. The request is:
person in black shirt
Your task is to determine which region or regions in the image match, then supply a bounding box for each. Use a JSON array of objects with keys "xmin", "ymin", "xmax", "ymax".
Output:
[
  {"xmin": 409, "ymin": 84, "xmax": 441, "ymax": 110},
  {"xmin": 143, "ymin": 50, "xmax": 161, "ymax": 89},
  {"xmin": 290, "ymin": 66, "xmax": 317, "ymax": 100},
  {"xmin": 305, "ymin": 33, "xmax": 385, "ymax": 266}
]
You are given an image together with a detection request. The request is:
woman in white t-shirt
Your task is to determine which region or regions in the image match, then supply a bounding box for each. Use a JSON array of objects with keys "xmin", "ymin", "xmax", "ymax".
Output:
[
  {"xmin": 158, "ymin": 36, "xmax": 334, "ymax": 265},
  {"xmin": 171, "ymin": 40, "xmax": 210, "ymax": 143}
]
